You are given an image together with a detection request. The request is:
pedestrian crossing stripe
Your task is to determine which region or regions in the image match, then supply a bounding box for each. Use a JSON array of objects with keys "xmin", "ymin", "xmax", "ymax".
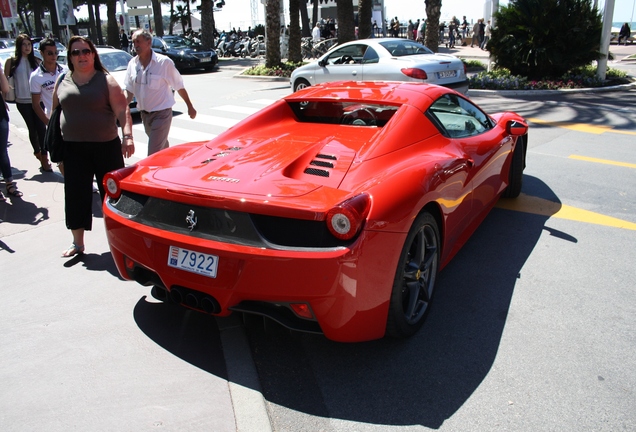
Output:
[
  {"xmin": 211, "ymin": 105, "xmax": 260, "ymax": 115},
  {"xmin": 249, "ymin": 99, "xmax": 277, "ymax": 105}
]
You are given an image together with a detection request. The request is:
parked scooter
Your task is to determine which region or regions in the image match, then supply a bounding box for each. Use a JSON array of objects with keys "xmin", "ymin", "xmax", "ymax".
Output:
[{"xmin": 250, "ymin": 35, "xmax": 266, "ymax": 58}]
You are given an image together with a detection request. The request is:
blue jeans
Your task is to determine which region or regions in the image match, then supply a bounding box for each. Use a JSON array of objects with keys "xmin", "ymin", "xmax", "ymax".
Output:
[{"xmin": 0, "ymin": 117, "xmax": 11, "ymax": 181}]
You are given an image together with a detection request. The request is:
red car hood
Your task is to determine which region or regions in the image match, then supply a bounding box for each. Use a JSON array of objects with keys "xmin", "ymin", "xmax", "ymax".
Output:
[{"xmin": 149, "ymin": 126, "xmax": 376, "ymax": 198}]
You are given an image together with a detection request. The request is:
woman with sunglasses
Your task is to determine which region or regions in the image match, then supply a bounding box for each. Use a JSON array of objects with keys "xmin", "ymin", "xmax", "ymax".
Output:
[
  {"xmin": 52, "ymin": 36, "xmax": 135, "ymax": 257},
  {"xmin": 4, "ymin": 34, "xmax": 51, "ymax": 172}
]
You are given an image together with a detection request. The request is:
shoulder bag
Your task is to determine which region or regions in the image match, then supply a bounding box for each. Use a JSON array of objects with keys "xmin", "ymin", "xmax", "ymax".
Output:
[
  {"xmin": 45, "ymin": 104, "xmax": 64, "ymax": 163},
  {"xmin": 44, "ymin": 72, "xmax": 67, "ymax": 163},
  {"xmin": 5, "ymin": 58, "xmax": 15, "ymax": 103}
]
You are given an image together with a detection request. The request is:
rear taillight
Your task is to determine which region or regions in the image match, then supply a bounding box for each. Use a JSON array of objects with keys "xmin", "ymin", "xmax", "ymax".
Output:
[
  {"xmin": 326, "ymin": 193, "xmax": 371, "ymax": 240},
  {"xmin": 103, "ymin": 165, "xmax": 137, "ymax": 200},
  {"xmin": 401, "ymin": 68, "xmax": 428, "ymax": 80}
]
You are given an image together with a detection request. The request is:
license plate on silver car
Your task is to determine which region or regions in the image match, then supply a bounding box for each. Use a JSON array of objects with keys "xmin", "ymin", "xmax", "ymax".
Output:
[
  {"xmin": 168, "ymin": 246, "xmax": 218, "ymax": 278},
  {"xmin": 437, "ymin": 70, "xmax": 457, "ymax": 78}
]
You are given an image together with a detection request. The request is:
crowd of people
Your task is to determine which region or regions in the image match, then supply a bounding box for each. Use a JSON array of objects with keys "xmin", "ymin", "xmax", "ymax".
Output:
[{"xmin": 1, "ymin": 30, "xmax": 196, "ymax": 258}]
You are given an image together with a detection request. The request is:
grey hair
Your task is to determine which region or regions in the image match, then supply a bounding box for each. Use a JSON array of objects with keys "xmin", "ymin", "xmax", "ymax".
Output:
[{"xmin": 132, "ymin": 29, "xmax": 152, "ymax": 42}]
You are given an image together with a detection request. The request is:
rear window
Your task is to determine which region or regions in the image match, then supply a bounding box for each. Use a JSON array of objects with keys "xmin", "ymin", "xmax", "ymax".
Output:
[
  {"xmin": 378, "ymin": 40, "xmax": 433, "ymax": 57},
  {"xmin": 289, "ymin": 101, "xmax": 399, "ymax": 127}
]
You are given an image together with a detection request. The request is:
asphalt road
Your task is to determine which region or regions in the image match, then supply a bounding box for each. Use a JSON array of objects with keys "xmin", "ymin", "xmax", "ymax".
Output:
[{"xmin": 1, "ymin": 66, "xmax": 635, "ymax": 431}]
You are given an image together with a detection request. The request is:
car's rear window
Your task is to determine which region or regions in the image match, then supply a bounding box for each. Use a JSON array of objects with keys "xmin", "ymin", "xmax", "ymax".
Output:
[
  {"xmin": 378, "ymin": 40, "xmax": 434, "ymax": 57},
  {"xmin": 289, "ymin": 101, "xmax": 399, "ymax": 127}
]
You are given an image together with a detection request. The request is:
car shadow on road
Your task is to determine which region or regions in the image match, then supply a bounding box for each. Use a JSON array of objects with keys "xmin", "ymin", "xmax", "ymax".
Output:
[
  {"xmin": 124, "ymin": 174, "xmax": 569, "ymax": 429},
  {"xmin": 132, "ymin": 297, "xmax": 228, "ymax": 378},
  {"xmin": 243, "ymin": 174, "xmax": 568, "ymax": 429}
]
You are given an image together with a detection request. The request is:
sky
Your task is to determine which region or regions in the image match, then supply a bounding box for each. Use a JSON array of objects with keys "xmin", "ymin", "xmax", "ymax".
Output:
[{"xmin": 81, "ymin": 0, "xmax": 636, "ymax": 33}]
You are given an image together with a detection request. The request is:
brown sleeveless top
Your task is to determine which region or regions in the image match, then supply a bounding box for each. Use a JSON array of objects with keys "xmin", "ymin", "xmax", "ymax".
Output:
[{"xmin": 58, "ymin": 70, "xmax": 118, "ymax": 142}]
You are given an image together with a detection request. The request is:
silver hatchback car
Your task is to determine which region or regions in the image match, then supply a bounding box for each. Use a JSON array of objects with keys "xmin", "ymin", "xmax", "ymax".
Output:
[{"xmin": 291, "ymin": 38, "xmax": 468, "ymax": 94}]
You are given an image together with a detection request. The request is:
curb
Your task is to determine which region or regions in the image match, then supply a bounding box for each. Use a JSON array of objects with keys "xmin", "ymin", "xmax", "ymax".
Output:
[
  {"xmin": 469, "ymin": 80, "xmax": 636, "ymax": 97},
  {"xmin": 217, "ymin": 315, "xmax": 273, "ymax": 432}
]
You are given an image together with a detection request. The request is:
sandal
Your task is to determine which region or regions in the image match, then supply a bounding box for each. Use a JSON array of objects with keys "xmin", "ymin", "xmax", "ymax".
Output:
[
  {"xmin": 62, "ymin": 243, "xmax": 85, "ymax": 258},
  {"xmin": 0, "ymin": 191, "xmax": 5, "ymax": 202},
  {"xmin": 35, "ymin": 152, "xmax": 53, "ymax": 172},
  {"xmin": 5, "ymin": 182, "xmax": 23, "ymax": 197}
]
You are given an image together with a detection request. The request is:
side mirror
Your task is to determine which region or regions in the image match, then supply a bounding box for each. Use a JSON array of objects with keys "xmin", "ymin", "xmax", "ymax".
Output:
[
  {"xmin": 318, "ymin": 59, "xmax": 327, "ymax": 67},
  {"xmin": 506, "ymin": 120, "xmax": 528, "ymax": 136}
]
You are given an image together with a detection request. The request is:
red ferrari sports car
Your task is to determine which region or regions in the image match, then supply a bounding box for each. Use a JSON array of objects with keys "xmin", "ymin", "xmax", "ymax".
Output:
[{"xmin": 103, "ymin": 81, "xmax": 528, "ymax": 342}]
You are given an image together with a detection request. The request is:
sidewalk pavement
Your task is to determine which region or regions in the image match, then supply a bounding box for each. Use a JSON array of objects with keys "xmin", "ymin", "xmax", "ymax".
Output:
[
  {"xmin": 438, "ymin": 40, "xmax": 636, "ymax": 63},
  {"xmin": 1, "ymin": 125, "xmax": 271, "ymax": 431}
]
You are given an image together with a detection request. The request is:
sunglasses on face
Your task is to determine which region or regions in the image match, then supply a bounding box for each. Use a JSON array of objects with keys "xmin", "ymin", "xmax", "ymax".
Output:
[
  {"xmin": 43, "ymin": 50, "xmax": 59, "ymax": 56},
  {"xmin": 70, "ymin": 48, "xmax": 92, "ymax": 57}
]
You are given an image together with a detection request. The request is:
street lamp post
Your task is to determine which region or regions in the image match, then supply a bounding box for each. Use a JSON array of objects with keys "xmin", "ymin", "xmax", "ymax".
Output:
[{"xmin": 597, "ymin": 0, "xmax": 616, "ymax": 80}]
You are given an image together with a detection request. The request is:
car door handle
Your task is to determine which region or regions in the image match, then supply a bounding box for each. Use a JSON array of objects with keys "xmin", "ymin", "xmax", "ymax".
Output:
[{"xmin": 439, "ymin": 158, "xmax": 474, "ymax": 181}]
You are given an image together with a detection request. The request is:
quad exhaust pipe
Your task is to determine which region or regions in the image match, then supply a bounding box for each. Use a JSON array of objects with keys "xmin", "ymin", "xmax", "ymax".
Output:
[{"xmin": 155, "ymin": 286, "xmax": 221, "ymax": 315}]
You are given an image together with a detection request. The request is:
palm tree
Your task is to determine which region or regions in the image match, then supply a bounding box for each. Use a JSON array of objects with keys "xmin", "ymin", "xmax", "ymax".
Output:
[
  {"xmin": 173, "ymin": 5, "xmax": 191, "ymax": 34},
  {"xmin": 424, "ymin": 0, "xmax": 441, "ymax": 52},
  {"xmin": 288, "ymin": 0, "xmax": 302, "ymax": 62},
  {"xmin": 105, "ymin": 0, "xmax": 120, "ymax": 47},
  {"xmin": 200, "ymin": 0, "xmax": 216, "ymax": 51},
  {"xmin": 358, "ymin": 0, "xmax": 373, "ymax": 39},
  {"xmin": 151, "ymin": 0, "xmax": 165, "ymax": 36},
  {"xmin": 265, "ymin": 0, "xmax": 281, "ymax": 68},
  {"xmin": 336, "ymin": 0, "xmax": 355, "ymax": 43}
]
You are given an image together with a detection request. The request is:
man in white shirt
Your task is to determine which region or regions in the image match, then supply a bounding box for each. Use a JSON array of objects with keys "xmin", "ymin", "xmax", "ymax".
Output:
[
  {"xmin": 312, "ymin": 23, "xmax": 321, "ymax": 43},
  {"xmin": 30, "ymin": 38, "xmax": 67, "ymax": 126},
  {"xmin": 123, "ymin": 29, "xmax": 197, "ymax": 156}
]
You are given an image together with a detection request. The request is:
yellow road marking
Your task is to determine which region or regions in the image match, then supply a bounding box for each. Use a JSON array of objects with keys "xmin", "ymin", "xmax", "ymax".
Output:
[
  {"xmin": 496, "ymin": 194, "xmax": 636, "ymax": 230},
  {"xmin": 569, "ymin": 155, "xmax": 636, "ymax": 169},
  {"xmin": 528, "ymin": 118, "xmax": 636, "ymax": 136}
]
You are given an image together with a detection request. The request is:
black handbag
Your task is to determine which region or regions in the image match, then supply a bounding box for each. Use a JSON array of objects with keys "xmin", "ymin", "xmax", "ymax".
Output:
[
  {"xmin": 44, "ymin": 72, "xmax": 66, "ymax": 163},
  {"xmin": 44, "ymin": 104, "xmax": 64, "ymax": 163}
]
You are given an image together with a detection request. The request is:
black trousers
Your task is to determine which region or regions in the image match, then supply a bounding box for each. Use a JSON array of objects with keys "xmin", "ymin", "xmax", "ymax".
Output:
[
  {"xmin": 63, "ymin": 138, "xmax": 124, "ymax": 231},
  {"xmin": 16, "ymin": 102, "xmax": 46, "ymax": 155}
]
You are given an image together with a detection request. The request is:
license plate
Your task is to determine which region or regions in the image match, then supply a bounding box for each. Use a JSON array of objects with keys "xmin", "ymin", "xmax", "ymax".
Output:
[
  {"xmin": 168, "ymin": 246, "xmax": 218, "ymax": 278},
  {"xmin": 200, "ymin": 57, "xmax": 211, "ymax": 62},
  {"xmin": 437, "ymin": 70, "xmax": 457, "ymax": 78}
]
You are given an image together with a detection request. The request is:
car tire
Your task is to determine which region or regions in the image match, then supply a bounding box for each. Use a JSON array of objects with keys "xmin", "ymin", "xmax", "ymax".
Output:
[
  {"xmin": 501, "ymin": 134, "xmax": 526, "ymax": 198},
  {"xmin": 293, "ymin": 78, "xmax": 311, "ymax": 92},
  {"xmin": 386, "ymin": 211, "xmax": 440, "ymax": 338}
]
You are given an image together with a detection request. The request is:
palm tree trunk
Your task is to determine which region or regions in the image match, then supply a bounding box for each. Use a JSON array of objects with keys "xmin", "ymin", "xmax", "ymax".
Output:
[
  {"xmin": 358, "ymin": 0, "xmax": 372, "ymax": 39},
  {"xmin": 288, "ymin": 0, "xmax": 302, "ymax": 62},
  {"xmin": 336, "ymin": 0, "xmax": 355, "ymax": 43},
  {"xmin": 266, "ymin": 0, "xmax": 281, "ymax": 68},
  {"xmin": 106, "ymin": 0, "xmax": 120, "ymax": 48},
  {"xmin": 200, "ymin": 0, "xmax": 216, "ymax": 50},
  {"xmin": 86, "ymin": 0, "xmax": 98, "ymax": 44},
  {"xmin": 152, "ymin": 0, "xmax": 165, "ymax": 36},
  {"xmin": 94, "ymin": 4, "xmax": 104, "ymax": 45},
  {"xmin": 425, "ymin": 0, "xmax": 441, "ymax": 52}
]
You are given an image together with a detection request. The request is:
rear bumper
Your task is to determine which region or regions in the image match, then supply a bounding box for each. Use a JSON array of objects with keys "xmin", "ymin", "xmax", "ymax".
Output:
[
  {"xmin": 443, "ymin": 79, "xmax": 469, "ymax": 95},
  {"xmin": 104, "ymin": 202, "xmax": 405, "ymax": 342}
]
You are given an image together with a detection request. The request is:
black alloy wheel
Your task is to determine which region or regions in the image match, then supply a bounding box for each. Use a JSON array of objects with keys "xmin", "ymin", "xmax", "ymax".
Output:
[{"xmin": 386, "ymin": 212, "xmax": 440, "ymax": 338}]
